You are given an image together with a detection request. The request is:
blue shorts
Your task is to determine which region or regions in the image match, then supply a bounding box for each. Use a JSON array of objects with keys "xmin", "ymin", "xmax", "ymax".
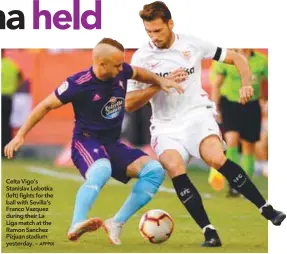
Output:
[{"xmin": 71, "ymin": 133, "xmax": 147, "ymax": 184}]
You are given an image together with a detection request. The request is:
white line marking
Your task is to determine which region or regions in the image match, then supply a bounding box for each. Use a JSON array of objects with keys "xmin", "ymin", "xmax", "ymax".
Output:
[{"xmin": 26, "ymin": 166, "xmax": 213, "ymax": 197}]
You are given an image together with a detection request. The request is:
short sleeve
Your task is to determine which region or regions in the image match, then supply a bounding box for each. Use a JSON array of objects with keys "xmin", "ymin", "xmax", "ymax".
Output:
[
  {"xmin": 127, "ymin": 50, "xmax": 146, "ymax": 92},
  {"xmin": 122, "ymin": 62, "xmax": 134, "ymax": 80},
  {"xmin": 54, "ymin": 79, "xmax": 76, "ymax": 104},
  {"xmin": 198, "ymin": 37, "xmax": 227, "ymax": 62}
]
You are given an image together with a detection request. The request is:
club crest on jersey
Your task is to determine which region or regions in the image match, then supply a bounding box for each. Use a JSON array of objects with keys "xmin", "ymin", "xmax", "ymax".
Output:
[
  {"xmin": 182, "ymin": 50, "xmax": 192, "ymax": 60},
  {"xmin": 101, "ymin": 97, "xmax": 124, "ymax": 119}
]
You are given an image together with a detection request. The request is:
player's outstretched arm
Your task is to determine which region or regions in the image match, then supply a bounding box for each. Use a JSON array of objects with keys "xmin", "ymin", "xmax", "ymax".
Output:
[
  {"xmin": 223, "ymin": 50, "xmax": 253, "ymax": 104},
  {"xmin": 132, "ymin": 66, "xmax": 184, "ymax": 95},
  {"xmin": 4, "ymin": 93, "xmax": 63, "ymax": 159},
  {"xmin": 125, "ymin": 67, "xmax": 185, "ymax": 112},
  {"xmin": 125, "ymin": 85, "xmax": 161, "ymax": 112}
]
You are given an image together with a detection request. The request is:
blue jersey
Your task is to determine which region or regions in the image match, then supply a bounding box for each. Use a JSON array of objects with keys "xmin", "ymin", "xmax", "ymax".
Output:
[{"xmin": 54, "ymin": 63, "xmax": 134, "ymax": 143}]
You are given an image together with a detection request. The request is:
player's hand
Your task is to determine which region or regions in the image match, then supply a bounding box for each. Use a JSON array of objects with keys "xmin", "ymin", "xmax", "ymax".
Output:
[
  {"xmin": 159, "ymin": 78, "xmax": 184, "ymax": 95},
  {"xmin": 4, "ymin": 135, "xmax": 25, "ymax": 159},
  {"xmin": 166, "ymin": 68, "xmax": 188, "ymax": 83},
  {"xmin": 239, "ymin": 85, "xmax": 254, "ymax": 104}
]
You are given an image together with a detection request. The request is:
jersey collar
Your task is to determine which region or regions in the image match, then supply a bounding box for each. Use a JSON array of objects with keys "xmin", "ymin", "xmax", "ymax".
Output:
[
  {"xmin": 149, "ymin": 33, "xmax": 179, "ymax": 52},
  {"xmin": 89, "ymin": 67, "xmax": 109, "ymax": 83}
]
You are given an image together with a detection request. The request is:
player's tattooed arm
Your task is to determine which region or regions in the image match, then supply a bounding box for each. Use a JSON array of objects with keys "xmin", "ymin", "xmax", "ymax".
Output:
[
  {"xmin": 223, "ymin": 50, "xmax": 253, "ymax": 104},
  {"xmin": 4, "ymin": 93, "xmax": 63, "ymax": 159}
]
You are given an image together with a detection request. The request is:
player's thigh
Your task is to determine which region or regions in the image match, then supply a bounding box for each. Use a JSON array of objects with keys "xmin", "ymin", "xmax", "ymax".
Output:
[
  {"xmin": 199, "ymin": 134, "xmax": 226, "ymax": 169},
  {"xmin": 71, "ymin": 136, "xmax": 109, "ymax": 178},
  {"xmin": 151, "ymin": 135, "xmax": 190, "ymax": 177},
  {"xmin": 241, "ymin": 100, "xmax": 261, "ymax": 143},
  {"xmin": 184, "ymin": 113, "xmax": 223, "ymax": 159},
  {"xmin": 220, "ymin": 96, "xmax": 242, "ymax": 133},
  {"xmin": 126, "ymin": 155, "xmax": 153, "ymax": 178},
  {"xmin": 151, "ymin": 135, "xmax": 190, "ymax": 165},
  {"xmin": 105, "ymin": 142, "xmax": 147, "ymax": 184}
]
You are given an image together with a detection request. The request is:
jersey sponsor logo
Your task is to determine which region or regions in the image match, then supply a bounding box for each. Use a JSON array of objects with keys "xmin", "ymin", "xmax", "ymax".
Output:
[
  {"xmin": 156, "ymin": 67, "xmax": 194, "ymax": 77},
  {"xmin": 57, "ymin": 81, "xmax": 69, "ymax": 95},
  {"xmin": 101, "ymin": 97, "xmax": 124, "ymax": 119}
]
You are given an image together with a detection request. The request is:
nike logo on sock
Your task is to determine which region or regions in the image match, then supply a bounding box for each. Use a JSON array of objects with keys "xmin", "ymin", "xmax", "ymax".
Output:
[
  {"xmin": 237, "ymin": 178, "xmax": 247, "ymax": 188},
  {"xmin": 183, "ymin": 195, "xmax": 193, "ymax": 204}
]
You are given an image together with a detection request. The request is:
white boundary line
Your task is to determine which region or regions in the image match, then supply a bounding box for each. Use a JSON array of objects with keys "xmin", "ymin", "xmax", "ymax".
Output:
[
  {"xmin": 26, "ymin": 166, "xmax": 175, "ymax": 193},
  {"xmin": 26, "ymin": 166, "xmax": 215, "ymax": 198}
]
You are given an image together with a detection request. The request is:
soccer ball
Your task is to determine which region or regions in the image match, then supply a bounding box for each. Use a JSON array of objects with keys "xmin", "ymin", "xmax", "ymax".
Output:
[{"xmin": 139, "ymin": 209, "xmax": 174, "ymax": 244}]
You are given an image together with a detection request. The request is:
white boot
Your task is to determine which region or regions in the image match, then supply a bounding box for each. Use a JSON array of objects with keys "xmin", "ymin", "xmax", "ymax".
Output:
[{"xmin": 103, "ymin": 218, "xmax": 124, "ymax": 245}]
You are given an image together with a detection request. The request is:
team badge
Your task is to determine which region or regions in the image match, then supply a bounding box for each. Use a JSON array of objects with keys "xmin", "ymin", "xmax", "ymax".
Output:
[
  {"xmin": 182, "ymin": 50, "xmax": 192, "ymax": 60},
  {"xmin": 101, "ymin": 97, "xmax": 124, "ymax": 119}
]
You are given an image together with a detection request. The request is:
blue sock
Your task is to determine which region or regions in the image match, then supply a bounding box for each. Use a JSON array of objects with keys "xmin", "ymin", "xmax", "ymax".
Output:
[
  {"xmin": 113, "ymin": 160, "xmax": 165, "ymax": 223},
  {"xmin": 70, "ymin": 158, "xmax": 111, "ymax": 227}
]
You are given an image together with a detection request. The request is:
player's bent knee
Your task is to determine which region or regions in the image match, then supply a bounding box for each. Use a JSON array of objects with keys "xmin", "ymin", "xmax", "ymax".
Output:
[
  {"xmin": 160, "ymin": 156, "xmax": 186, "ymax": 177},
  {"xmin": 207, "ymin": 154, "xmax": 226, "ymax": 170},
  {"xmin": 85, "ymin": 158, "xmax": 111, "ymax": 187},
  {"xmin": 139, "ymin": 160, "xmax": 165, "ymax": 187},
  {"xmin": 165, "ymin": 162, "xmax": 186, "ymax": 178}
]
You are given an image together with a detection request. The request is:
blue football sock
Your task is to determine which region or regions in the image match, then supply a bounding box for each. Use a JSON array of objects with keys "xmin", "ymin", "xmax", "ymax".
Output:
[
  {"xmin": 113, "ymin": 160, "xmax": 165, "ymax": 223},
  {"xmin": 70, "ymin": 158, "xmax": 111, "ymax": 228}
]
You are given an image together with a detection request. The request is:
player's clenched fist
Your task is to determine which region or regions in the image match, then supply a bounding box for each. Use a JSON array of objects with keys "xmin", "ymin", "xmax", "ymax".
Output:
[
  {"xmin": 239, "ymin": 85, "xmax": 254, "ymax": 104},
  {"xmin": 4, "ymin": 135, "xmax": 24, "ymax": 159}
]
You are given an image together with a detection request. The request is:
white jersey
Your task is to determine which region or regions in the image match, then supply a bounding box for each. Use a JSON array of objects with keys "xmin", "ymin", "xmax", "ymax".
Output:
[{"xmin": 127, "ymin": 34, "xmax": 227, "ymax": 126}]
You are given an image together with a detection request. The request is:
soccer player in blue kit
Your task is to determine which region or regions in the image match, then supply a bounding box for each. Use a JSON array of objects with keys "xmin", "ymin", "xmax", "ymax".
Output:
[{"xmin": 4, "ymin": 38, "xmax": 184, "ymax": 243}]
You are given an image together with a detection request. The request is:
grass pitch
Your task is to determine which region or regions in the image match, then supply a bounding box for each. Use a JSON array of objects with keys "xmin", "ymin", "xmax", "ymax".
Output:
[{"xmin": 2, "ymin": 159, "xmax": 268, "ymax": 253}]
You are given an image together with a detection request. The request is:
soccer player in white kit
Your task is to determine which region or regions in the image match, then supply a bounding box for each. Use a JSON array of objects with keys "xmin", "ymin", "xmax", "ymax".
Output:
[{"xmin": 126, "ymin": 1, "xmax": 285, "ymax": 247}]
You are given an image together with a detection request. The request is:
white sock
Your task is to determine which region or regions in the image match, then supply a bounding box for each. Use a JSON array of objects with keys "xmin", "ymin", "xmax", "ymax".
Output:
[
  {"xmin": 259, "ymin": 202, "xmax": 270, "ymax": 213},
  {"xmin": 202, "ymin": 224, "xmax": 216, "ymax": 234}
]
